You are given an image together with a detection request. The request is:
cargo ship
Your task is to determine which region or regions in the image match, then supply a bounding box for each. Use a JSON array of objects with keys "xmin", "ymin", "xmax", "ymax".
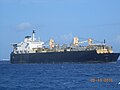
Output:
[{"xmin": 10, "ymin": 31, "xmax": 120, "ymax": 63}]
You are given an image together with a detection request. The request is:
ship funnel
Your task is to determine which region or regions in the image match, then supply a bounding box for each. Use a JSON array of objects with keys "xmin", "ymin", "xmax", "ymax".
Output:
[
  {"xmin": 104, "ymin": 39, "xmax": 106, "ymax": 44},
  {"xmin": 32, "ymin": 30, "xmax": 35, "ymax": 41},
  {"xmin": 88, "ymin": 38, "xmax": 92, "ymax": 45},
  {"xmin": 49, "ymin": 39, "xmax": 54, "ymax": 49},
  {"xmin": 73, "ymin": 37, "xmax": 79, "ymax": 46}
]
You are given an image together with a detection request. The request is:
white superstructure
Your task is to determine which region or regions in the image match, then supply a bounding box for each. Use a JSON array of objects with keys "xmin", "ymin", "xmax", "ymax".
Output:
[{"xmin": 12, "ymin": 31, "xmax": 44, "ymax": 54}]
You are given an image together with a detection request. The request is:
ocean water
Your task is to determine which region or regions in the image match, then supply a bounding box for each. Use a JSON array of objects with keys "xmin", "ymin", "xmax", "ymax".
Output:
[{"xmin": 0, "ymin": 61, "xmax": 120, "ymax": 90}]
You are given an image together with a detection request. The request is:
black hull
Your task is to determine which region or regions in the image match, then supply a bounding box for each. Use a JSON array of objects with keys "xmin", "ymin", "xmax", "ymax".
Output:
[{"xmin": 10, "ymin": 50, "xmax": 120, "ymax": 64}]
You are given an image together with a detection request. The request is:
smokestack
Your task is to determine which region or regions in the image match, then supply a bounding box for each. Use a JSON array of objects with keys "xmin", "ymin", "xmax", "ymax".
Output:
[
  {"xmin": 104, "ymin": 39, "xmax": 106, "ymax": 44},
  {"xmin": 32, "ymin": 30, "xmax": 35, "ymax": 41}
]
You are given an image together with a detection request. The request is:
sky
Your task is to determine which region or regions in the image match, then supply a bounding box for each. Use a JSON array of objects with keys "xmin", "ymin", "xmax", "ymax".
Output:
[{"xmin": 0, "ymin": 0, "xmax": 120, "ymax": 60}]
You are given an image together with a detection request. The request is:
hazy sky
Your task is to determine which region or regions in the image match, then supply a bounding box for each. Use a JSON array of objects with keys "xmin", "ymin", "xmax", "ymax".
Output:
[{"xmin": 0, "ymin": 0, "xmax": 120, "ymax": 60}]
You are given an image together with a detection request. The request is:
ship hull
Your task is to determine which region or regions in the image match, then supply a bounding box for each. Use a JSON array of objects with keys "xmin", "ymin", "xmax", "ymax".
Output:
[{"xmin": 10, "ymin": 50, "xmax": 120, "ymax": 64}]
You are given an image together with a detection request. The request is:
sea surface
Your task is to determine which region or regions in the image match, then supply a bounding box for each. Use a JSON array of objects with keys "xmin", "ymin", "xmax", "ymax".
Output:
[{"xmin": 0, "ymin": 61, "xmax": 120, "ymax": 90}]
